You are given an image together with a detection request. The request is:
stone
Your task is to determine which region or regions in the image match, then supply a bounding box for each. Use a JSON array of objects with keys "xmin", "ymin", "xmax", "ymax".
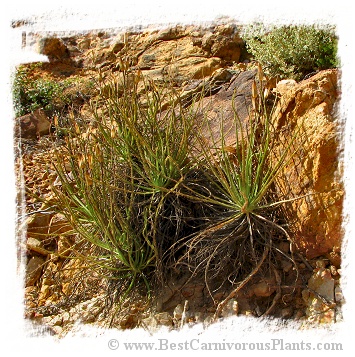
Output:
[
  {"xmin": 140, "ymin": 315, "xmax": 160, "ymax": 331},
  {"xmin": 77, "ymin": 37, "xmax": 91, "ymax": 50},
  {"xmin": 155, "ymin": 26, "xmax": 186, "ymax": 41},
  {"xmin": 48, "ymin": 213, "xmax": 72, "ymax": 235},
  {"xmin": 221, "ymin": 299, "xmax": 239, "ymax": 317},
  {"xmin": 37, "ymin": 284, "xmax": 53, "ymax": 305},
  {"xmin": 281, "ymin": 306, "xmax": 294, "ymax": 319},
  {"xmin": 15, "ymin": 109, "xmax": 51, "ymax": 140},
  {"xmin": 195, "ymin": 69, "xmax": 257, "ymax": 148},
  {"xmin": 26, "ymin": 237, "xmax": 51, "ymax": 256},
  {"xmin": 40, "ymin": 261, "xmax": 58, "ymax": 286},
  {"xmin": 50, "ymin": 314, "xmax": 63, "ymax": 326},
  {"xmin": 173, "ymin": 304, "xmax": 184, "ymax": 320},
  {"xmin": 281, "ymin": 260, "xmax": 293, "ymax": 273},
  {"xmin": 272, "ymin": 69, "xmax": 343, "ymax": 265},
  {"xmin": 251, "ymin": 279, "xmax": 276, "ymax": 297},
  {"xmin": 24, "ymin": 286, "xmax": 39, "ymax": 309},
  {"xmin": 154, "ymin": 312, "xmax": 173, "ymax": 327},
  {"xmin": 50, "ymin": 325, "xmax": 63, "ymax": 335},
  {"xmin": 24, "ymin": 211, "xmax": 53, "ymax": 241},
  {"xmin": 37, "ymin": 37, "xmax": 69, "ymax": 61},
  {"xmin": 277, "ymin": 241, "xmax": 291, "ymax": 254},
  {"xmin": 110, "ymin": 41, "xmax": 125, "ymax": 54},
  {"xmin": 308, "ymin": 268, "xmax": 335, "ymax": 302},
  {"xmin": 166, "ymin": 57, "xmax": 222, "ymax": 84},
  {"xmin": 200, "ymin": 24, "xmax": 244, "ymax": 62},
  {"xmin": 303, "ymin": 267, "xmax": 335, "ymax": 323},
  {"xmin": 275, "ymin": 79, "xmax": 297, "ymax": 96},
  {"xmin": 315, "ymin": 260, "xmax": 327, "ymax": 269},
  {"xmin": 134, "ymin": 34, "xmax": 223, "ymax": 85},
  {"xmin": 26, "ymin": 256, "xmax": 45, "ymax": 286},
  {"xmin": 334, "ymin": 286, "xmax": 344, "ymax": 303},
  {"xmin": 61, "ymin": 311, "xmax": 71, "ymax": 325},
  {"xmin": 330, "ymin": 265, "xmax": 339, "ymax": 276},
  {"xmin": 119, "ymin": 314, "xmax": 138, "ymax": 329}
]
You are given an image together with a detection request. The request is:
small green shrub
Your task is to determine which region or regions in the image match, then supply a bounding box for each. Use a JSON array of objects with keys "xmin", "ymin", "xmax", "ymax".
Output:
[
  {"xmin": 12, "ymin": 64, "xmax": 92, "ymax": 117},
  {"xmin": 52, "ymin": 67, "xmax": 202, "ymax": 302},
  {"xmin": 243, "ymin": 24, "xmax": 338, "ymax": 80},
  {"xmin": 174, "ymin": 65, "xmax": 302, "ymax": 315}
]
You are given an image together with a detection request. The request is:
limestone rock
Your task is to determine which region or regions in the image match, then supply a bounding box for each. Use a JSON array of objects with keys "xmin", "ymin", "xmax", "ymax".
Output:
[
  {"xmin": 136, "ymin": 35, "xmax": 223, "ymax": 85},
  {"xmin": 141, "ymin": 312, "xmax": 174, "ymax": 331},
  {"xmin": 155, "ymin": 26, "xmax": 187, "ymax": 41},
  {"xmin": 275, "ymin": 79, "xmax": 297, "ymax": 96},
  {"xmin": 15, "ymin": 109, "xmax": 51, "ymax": 139},
  {"xmin": 281, "ymin": 306, "xmax": 294, "ymax": 319},
  {"xmin": 24, "ymin": 286, "xmax": 39, "ymax": 310},
  {"xmin": 308, "ymin": 268, "xmax": 335, "ymax": 302},
  {"xmin": 334, "ymin": 285, "xmax": 345, "ymax": 303},
  {"xmin": 77, "ymin": 37, "xmax": 91, "ymax": 50}
]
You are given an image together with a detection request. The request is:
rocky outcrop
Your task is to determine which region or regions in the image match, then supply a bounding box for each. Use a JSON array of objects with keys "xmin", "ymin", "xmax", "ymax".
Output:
[
  {"xmin": 272, "ymin": 69, "xmax": 343, "ymax": 266},
  {"xmin": 193, "ymin": 68, "xmax": 256, "ymax": 146},
  {"xmin": 68, "ymin": 24, "xmax": 245, "ymax": 86}
]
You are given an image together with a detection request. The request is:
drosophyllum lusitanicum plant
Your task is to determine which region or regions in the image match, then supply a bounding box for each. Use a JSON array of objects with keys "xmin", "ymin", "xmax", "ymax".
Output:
[
  {"xmin": 51, "ymin": 64, "xmax": 204, "ymax": 308},
  {"xmin": 51, "ymin": 60, "xmax": 304, "ymax": 319},
  {"xmin": 172, "ymin": 64, "xmax": 304, "ymax": 318}
]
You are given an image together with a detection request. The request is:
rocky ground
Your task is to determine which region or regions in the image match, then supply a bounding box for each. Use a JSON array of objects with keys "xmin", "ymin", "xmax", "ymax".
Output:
[{"xmin": 14, "ymin": 24, "xmax": 345, "ymax": 338}]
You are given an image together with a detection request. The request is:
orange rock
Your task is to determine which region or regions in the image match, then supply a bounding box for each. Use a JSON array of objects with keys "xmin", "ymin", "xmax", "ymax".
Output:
[{"xmin": 272, "ymin": 70, "xmax": 343, "ymax": 266}]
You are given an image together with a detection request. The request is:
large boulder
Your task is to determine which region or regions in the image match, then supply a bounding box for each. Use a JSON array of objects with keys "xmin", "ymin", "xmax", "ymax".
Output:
[
  {"xmin": 83, "ymin": 24, "xmax": 244, "ymax": 86},
  {"xmin": 194, "ymin": 69, "xmax": 257, "ymax": 147},
  {"xmin": 136, "ymin": 35, "xmax": 223, "ymax": 84},
  {"xmin": 272, "ymin": 69, "xmax": 343, "ymax": 266},
  {"xmin": 199, "ymin": 24, "xmax": 244, "ymax": 63}
]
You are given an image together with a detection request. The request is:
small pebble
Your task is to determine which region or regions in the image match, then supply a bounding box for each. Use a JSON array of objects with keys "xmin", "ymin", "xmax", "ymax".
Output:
[
  {"xmin": 315, "ymin": 260, "xmax": 326, "ymax": 269},
  {"xmin": 173, "ymin": 304, "xmax": 184, "ymax": 320},
  {"xmin": 330, "ymin": 265, "xmax": 338, "ymax": 276},
  {"xmin": 281, "ymin": 306, "xmax": 294, "ymax": 319},
  {"xmin": 335, "ymin": 286, "xmax": 344, "ymax": 303}
]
